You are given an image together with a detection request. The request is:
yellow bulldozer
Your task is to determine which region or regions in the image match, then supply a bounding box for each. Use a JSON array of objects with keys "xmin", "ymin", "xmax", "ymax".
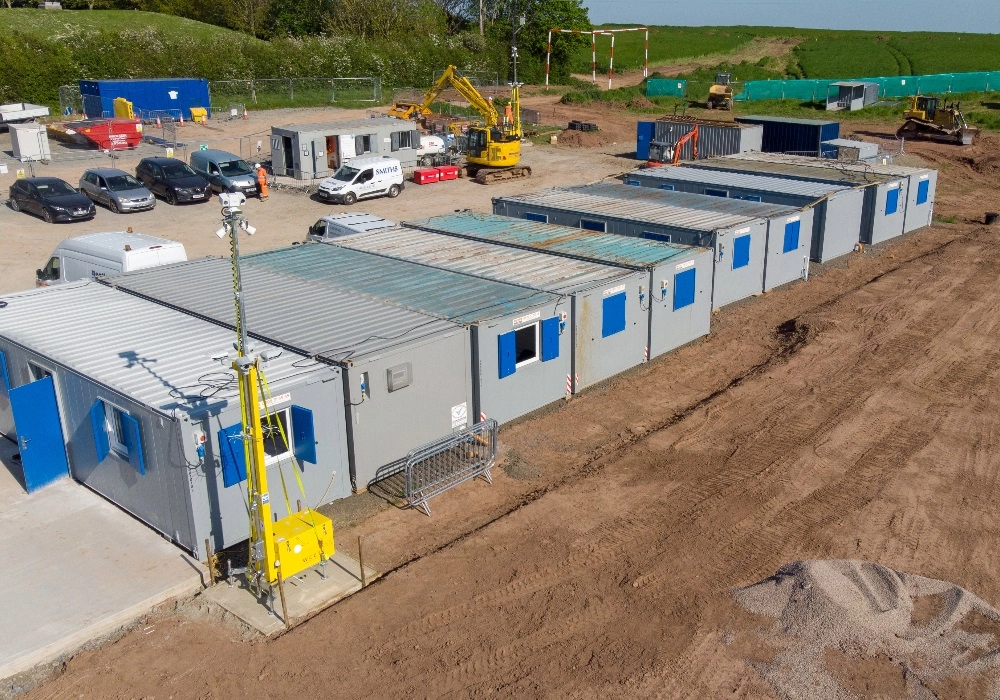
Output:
[
  {"xmin": 387, "ymin": 65, "xmax": 530, "ymax": 184},
  {"xmin": 896, "ymin": 95, "xmax": 978, "ymax": 145},
  {"xmin": 707, "ymin": 73, "xmax": 734, "ymax": 110}
]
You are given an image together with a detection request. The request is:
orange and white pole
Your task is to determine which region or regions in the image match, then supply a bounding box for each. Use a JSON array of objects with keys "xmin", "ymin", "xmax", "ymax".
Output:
[
  {"xmin": 608, "ymin": 33, "xmax": 615, "ymax": 89},
  {"xmin": 545, "ymin": 29, "xmax": 553, "ymax": 90}
]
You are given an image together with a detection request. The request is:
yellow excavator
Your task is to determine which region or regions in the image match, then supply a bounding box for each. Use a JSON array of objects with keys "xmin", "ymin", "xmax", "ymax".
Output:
[
  {"xmin": 387, "ymin": 65, "xmax": 530, "ymax": 184},
  {"xmin": 897, "ymin": 95, "xmax": 978, "ymax": 145}
]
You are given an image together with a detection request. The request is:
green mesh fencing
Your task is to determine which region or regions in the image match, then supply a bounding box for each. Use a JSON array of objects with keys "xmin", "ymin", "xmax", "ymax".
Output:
[
  {"xmin": 645, "ymin": 79, "xmax": 688, "ymax": 98},
  {"xmin": 735, "ymin": 71, "xmax": 1000, "ymax": 102}
]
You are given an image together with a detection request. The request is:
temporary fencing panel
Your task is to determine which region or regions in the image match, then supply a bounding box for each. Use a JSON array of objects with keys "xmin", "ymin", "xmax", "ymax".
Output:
[
  {"xmin": 645, "ymin": 79, "xmax": 688, "ymax": 97},
  {"xmin": 736, "ymin": 71, "xmax": 1000, "ymax": 102}
]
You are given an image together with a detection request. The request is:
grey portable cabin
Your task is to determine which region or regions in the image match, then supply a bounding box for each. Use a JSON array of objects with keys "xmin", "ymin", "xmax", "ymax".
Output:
[
  {"xmin": 826, "ymin": 82, "xmax": 880, "ymax": 112},
  {"xmin": 0, "ymin": 282, "xmax": 350, "ymax": 557},
  {"xmin": 725, "ymin": 152, "xmax": 936, "ymax": 234},
  {"xmin": 324, "ymin": 226, "xmax": 654, "ymax": 389},
  {"xmin": 492, "ymin": 188, "xmax": 766, "ymax": 309},
  {"xmin": 102, "ymin": 260, "xmax": 473, "ymax": 491},
  {"xmin": 241, "ymin": 244, "xmax": 572, "ymax": 423},
  {"xmin": 574, "ymin": 182, "xmax": 812, "ymax": 292},
  {"xmin": 822, "ymin": 138, "xmax": 880, "ymax": 163},
  {"xmin": 406, "ymin": 211, "xmax": 713, "ymax": 363},
  {"xmin": 271, "ymin": 117, "xmax": 422, "ymax": 180},
  {"xmin": 687, "ymin": 155, "xmax": 908, "ymax": 246},
  {"xmin": 625, "ymin": 165, "xmax": 864, "ymax": 264},
  {"xmin": 651, "ymin": 118, "xmax": 762, "ymax": 162}
]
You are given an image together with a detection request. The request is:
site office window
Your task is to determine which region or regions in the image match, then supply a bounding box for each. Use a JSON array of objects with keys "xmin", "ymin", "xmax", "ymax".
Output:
[
  {"xmin": 355, "ymin": 134, "xmax": 373, "ymax": 155},
  {"xmin": 390, "ymin": 130, "xmax": 420, "ymax": 151},
  {"xmin": 260, "ymin": 407, "xmax": 293, "ymax": 466},
  {"xmin": 89, "ymin": 398, "xmax": 146, "ymax": 475}
]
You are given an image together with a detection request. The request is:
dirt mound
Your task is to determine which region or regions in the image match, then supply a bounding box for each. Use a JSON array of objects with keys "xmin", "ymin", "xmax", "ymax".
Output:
[
  {"xmin": 964, "ymin": 152, "xmax": 1000, "ymax": 176},
  {"xmin": 734, "ymin": 560, "xmax": 1000, "ymax": 698},
  {"xmin": 627, "ymin": 96, "xmax": 657, "ymax": 110},
  {"xmin": 557, "ymin": 128, "xmax": 616, "ymax": 148}
]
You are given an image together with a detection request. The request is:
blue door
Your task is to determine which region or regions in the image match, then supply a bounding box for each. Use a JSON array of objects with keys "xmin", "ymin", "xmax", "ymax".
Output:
[{"xmin": 9, "ymin": 376, "xmax": 69, "ymax": 492}]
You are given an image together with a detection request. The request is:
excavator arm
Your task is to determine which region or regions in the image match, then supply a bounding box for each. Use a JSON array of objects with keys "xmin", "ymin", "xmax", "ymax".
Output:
[{"xmin": 389, "ymin": 65, "xmax": 503, "ymax": 129}]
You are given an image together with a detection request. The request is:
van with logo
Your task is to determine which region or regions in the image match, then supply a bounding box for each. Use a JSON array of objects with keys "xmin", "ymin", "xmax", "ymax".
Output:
[
  {"xmin": 316, "ymin": 156, "xmax": 404, "ymax": 205},
  {"xmin": 36, "ymin": 230, "xmax": 187, "ymax": 286}
]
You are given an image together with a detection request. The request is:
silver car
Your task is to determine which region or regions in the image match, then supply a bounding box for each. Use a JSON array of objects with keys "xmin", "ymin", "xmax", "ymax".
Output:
[{"xmin": 79, "ymin": 167, "xmax": 155, "ymax": 214}]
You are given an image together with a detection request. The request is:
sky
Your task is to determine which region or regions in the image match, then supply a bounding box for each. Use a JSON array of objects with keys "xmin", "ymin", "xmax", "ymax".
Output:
[{"xmin": 580, "ymin": 0, "xmax": 1000, "ymax": 34}]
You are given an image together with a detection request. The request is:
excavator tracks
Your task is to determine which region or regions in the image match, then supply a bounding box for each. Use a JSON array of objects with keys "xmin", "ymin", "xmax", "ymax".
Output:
[{"xmin": 472, "ymin": 165, "xmax": 532, "ymax": 185}]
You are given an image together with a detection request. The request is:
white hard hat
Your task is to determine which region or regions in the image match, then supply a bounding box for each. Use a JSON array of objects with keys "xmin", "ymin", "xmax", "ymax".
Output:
[{"xmin": 254, "ymin": 163, "xmax": 261, "ymax": 168}]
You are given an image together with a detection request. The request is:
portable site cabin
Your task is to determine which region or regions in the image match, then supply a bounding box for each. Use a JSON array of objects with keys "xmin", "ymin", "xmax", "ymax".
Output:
[
  {"xmin": 322, "ymin": 226, "xmax": 652, "ymax": 391},
  {"xmin": 734, "ymin": 116, "xmax": 840, "ymax": 157},
  {"xmin": 271, "ymin": 117, "xmax": 422, "ymax": 180},
  {"xmin": 822, "ymin": 138, "xmax": 880, "ymax": 163},
  {"xmin": 636, "ymin": 118, "xmax": 763, "ymax": 161},
  {"xmin": 406, "ymin": 212, "xmax": 713, "ymax": 362},
  {"xmin": 0, "ymin": 282, "xmax": 349, "ymax": 557},
  {"xmin": 101, "ymin": 260, "xmax": 472, "ymax": 491},
  {"xmin": 492, "ymin": 188, "xmax": 766, "ymax": 309},
  {"xmin": 826, "ymin": 82, "xmax": 880, "ymax": 112},
  {"xmin": 688, "ymin": 155, "xmax": 908, "ymax": 246},
  {"xmin": 626, "ymin": 165, "xmax": 864, "ymax": 264},
  {"xmin": 575, "ymin": 183, "xmax": 812, "ymax": 292},
  {"xmin": 724, "ymin": 152, "xmax": 937, "ymax": 234}
]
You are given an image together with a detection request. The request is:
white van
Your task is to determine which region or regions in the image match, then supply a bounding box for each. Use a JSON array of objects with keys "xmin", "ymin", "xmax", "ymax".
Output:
[
  {"xmin": 36, "ymin": 230, "xmax": 188, "ymax": 286},
  {"xmin": 307, "ymin": 213, "xmax": 396, "ymax": 242},
  {"xmin": 316, "ymin": 156, "xmax": 404, "ymax": 205}
]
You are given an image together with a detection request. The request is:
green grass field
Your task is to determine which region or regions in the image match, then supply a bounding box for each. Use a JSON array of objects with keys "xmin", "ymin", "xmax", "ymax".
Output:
[{"xmin": 0, "ymin": 8, "xmax": 249, "ymax": 42}]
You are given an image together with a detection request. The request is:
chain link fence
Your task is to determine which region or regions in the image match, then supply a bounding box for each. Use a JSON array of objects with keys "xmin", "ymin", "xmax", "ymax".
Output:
[
  {"xmin": 58, "ymin": 85, "xmax": 84, "ymax": 117},
  {"xmin": 209, "ymin": 77, "xmax": 381, "ymax": 109}
]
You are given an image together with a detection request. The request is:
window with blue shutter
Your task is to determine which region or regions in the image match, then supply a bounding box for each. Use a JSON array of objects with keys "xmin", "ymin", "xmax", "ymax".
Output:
[
  {"xmin": 916, "ymin": 179, "xmax": 929, "ymax": 205},
  {"xmin": 219, "ymin": 423, "xmax": 247, "ymax": 487},
  {"xmin": 732, "ymin": 234, "xmax": 751, "ymax": 270},
  {"xmin": 291, "ymin": 405, "xmax": 317, "ymax": 464},
  {"xmin": 626, "ymin": 179, "xmax": 641, "ymax": 186},
  {"xmin": 498, "ymin": 331, "xmax": 517, "ymax": 378},
  {"xmin": 0, "ymin": 349, "xmax": 9, "ymax": 396},
  {"xmin": 673, "ymin": 269, "xmax": 696, "ymax": 310},
  {"xmin": 782, "ymin": 220, "xmax": 801, "ymax": 254},
  {"xmin": 540, "ymin": 317, "xmax": 560, "ymax": 362},
  {"xmin": 580, "ymin": 219, "xmax": 606, "ymax": 232},
  {"xmin": 602, "ymin": 292, "xmax": 627, "ymax": 337},
  {"xmin": 659, "ymin": 184, "xmax": 675, "ymax": 191},
  {"xmin": 90, "ymin": 400, "xmax": 110, "ymax": 462},
  {"xmin": 745, "ymin": 195, "xmax": 762, "ymax": 202},
  {"xmin": 120, "ymin": 413, "xmax": 146, "ymax": 476},
  {"xmin": 524, "ymin": 212, "xmax": 548, "ymax": 223},
  {"xmin": 885, "ymin": 187, "xmax": 899, "ymax": 215}
]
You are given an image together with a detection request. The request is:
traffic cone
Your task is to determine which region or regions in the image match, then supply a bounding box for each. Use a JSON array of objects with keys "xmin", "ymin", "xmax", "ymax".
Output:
[
  {"xmin": 155, "ymin": 115, "xmax": 161, "ymax": 128},
  {"xmin": 179, "ymin": 113, "xmax": 184, "ymax": 126},
  {"xmin": 243, "ymin": 107, "xmax": 249, "ymax": 120},
  {"xmin": 201, "ymin": 114, "xmax": 207, "ymax": 125}
]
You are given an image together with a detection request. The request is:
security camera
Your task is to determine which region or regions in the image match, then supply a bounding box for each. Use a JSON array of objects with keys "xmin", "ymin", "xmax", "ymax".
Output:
[{"xmin": 219, "ymin": 191, "xmax": 246, "ymax": 211}]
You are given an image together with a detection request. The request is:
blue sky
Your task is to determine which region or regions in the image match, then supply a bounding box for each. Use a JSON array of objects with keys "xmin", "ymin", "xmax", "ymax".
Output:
[{"xmin": 580, "ymin": 0, "xmax": 1000, "ymax": 33}]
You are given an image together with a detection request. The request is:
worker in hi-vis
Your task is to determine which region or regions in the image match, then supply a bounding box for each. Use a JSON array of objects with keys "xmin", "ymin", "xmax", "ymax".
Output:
[{"xmin": 255, "ymin": 163, "xmax": 269, "ymax": 201}]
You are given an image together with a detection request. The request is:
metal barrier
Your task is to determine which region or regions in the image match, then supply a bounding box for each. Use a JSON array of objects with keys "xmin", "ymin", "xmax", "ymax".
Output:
[
  {"xmin": 58, "ymin": 84, "xmax": 84, "ymax": 117},
  {"xmin": 208, "ymin": 77, "xmax": 381, "ymax": 107},
  {"xmin": 404, "ymin": 419, "xmax": 497, "ymax": 516}
]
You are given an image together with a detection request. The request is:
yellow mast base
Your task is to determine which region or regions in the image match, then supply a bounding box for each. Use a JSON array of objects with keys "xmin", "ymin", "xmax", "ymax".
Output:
[{"xmin": 271, "ymin": 509, "xmax": 336, "ymax": 583}]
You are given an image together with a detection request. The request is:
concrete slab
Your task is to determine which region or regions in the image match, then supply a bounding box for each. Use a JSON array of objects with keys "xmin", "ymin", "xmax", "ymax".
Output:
[
  {"xmin": 203, "ymin": 552, "xmax": 379, "ymax": 635},
  {"xmin": 0, "ymin": 439, "xmax": 206, "ymax": 681}
]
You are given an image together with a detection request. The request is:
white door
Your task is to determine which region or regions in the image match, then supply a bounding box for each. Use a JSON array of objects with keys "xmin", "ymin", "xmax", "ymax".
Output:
[{"xmin": 338, "ymin": 135, "xmax": 356, "ymax": 167}]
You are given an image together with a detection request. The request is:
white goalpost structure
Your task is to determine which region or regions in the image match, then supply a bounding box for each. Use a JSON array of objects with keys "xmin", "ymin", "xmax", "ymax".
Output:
[{"xmin": 545, "ymin": 26, "xmax": 648, "ymax": 90}]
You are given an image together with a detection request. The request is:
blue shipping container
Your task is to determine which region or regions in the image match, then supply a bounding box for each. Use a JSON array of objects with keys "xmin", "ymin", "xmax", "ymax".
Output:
[
  {"xmin": 636, "ymin": 121, "xmax": 655, "ymax": 160},
  {"xmin": 735, "ymin": 115, "xmax": 839, "ymax": 157},
  {"xmin": 79, "ymin": 78, "xmax": 211, "ymax": 119}
]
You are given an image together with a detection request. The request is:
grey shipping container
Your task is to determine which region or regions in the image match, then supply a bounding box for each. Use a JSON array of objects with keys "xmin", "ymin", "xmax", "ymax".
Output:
[
  {"xmin": 652, "ymin": 118, "xmax": 763, "ymax": 162},
  {"xmin": 102, "ymin": 259, "xmax": 473, "ymax": 492},
  {"xmin": 626, "ymin": 165, "xmax": 864, "ymax": 263},
  {"xmin": 822, "ymin": 138, "xmax": 880, "ymax": 162},
  {"xmin": 405, "ymin": 211, "xmax": 714, "ymax": 363},
  {"xmin": 688, "ymin": 155, "xmax": 908, "ymax": 246},
  {"xmin": 0, "ymin": 282, "xmax": 349, "ymax": 557},
  {"xmin": 735, "ymin": 115, "xmax": 840, "ymax": 157},
  {"xmin": 573, "ymin": 182, "xmax": 812, "ymax": 292},
  {"xmin": 324, "ymin": 225, "xmax": 658, "ymax": 386},
  {"xmin": 242, "ymin": 244, "xmax": 575, "ymax": 423},
  {"xmin": 726, "ymin": 152, "xmax": 937, "ymax": 234},
  {"xmin": 271, "ymin": 117, "xmax": 421, "ymax": 180},
  {"xmin": 491, "ymin": 188, "xmax": 766, "ymax": 309}
]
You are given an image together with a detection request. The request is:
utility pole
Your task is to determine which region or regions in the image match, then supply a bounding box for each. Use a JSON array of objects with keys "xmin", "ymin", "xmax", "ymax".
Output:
[{"xmin": 479, "ymin": 0, "xmax": 484, "ymax": 35}]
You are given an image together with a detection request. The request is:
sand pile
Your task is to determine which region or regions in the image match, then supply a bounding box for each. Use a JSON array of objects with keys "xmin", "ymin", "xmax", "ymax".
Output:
[{"xmin": 734, "ymin": 560, "xmax": 1000, "ymax": 698}]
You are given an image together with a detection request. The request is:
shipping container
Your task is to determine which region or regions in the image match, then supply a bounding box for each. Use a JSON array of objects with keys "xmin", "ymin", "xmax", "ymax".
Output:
[
  {"xmin": 735, "ymin": 115, "xmax": 840, "ymax": 157},
  {"xmin": 822, "ymin": 138, "xmax": 880, "ymax": 162},
  {"xmin": 491, "ymin": 188, "xmax": 766, "ymax": 309},
  {"xmin": 102, "ymin": 259, "xmax": 473, "ymax": 492},
  {"xmin": 242, "ymin": 244, "xmax": 573, "ymax": 424},
  {"xmin": 649, "ymin": 118, "xmax": 763, "ymax": 161},
  {"xmin": 688, "ymin": 155, "xmax": 908, "ymax": 245},
  {"xmin": 79, "ymin": 78, "xmax": 210, "ymax": 121},
  {"xmin": 625, "ymin": 165, "xmax": 864, "ymax": 263},
  {"xmin": 575, "ymin": 182, "xmax": 812, "ymax": 292},
  {"xmin": 0, "ymin": 282, "xmax": 349, "ymax": 557},
  {"xmin": 324, "ymin": 226, "xmax": 661, "ymax": 387},
  {"xmin": 405, "ymin": 212, "xmax": 713, "ymax": 361},
  {"xmin": 825, "ymin": 82, "xmax": 880, "ymax": 112},
  {"xmin": 271, "ymin": 118, "xmax": 421, "ymax": 180}
]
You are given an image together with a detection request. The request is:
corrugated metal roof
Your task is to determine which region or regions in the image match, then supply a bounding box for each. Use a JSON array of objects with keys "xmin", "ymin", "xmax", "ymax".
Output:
[
  {"xmin": 245, "ymin": 244, "xmax": 560, "ymax": 324},
  {"xmin": 328, "ymin": 227, "xmax": 634, "ymax": 294},
  {"xmin": 634, "ymin": 165, "xmax": 850, "ymax": 198},
  {"xmin": 273, "ymin": 117, "xmax": 404, "ymax": 134},
  {"xmin": 737, "ymin": 115, "xmax": 839, "ymax": 126},
  {"xmin": 721, "ymin": 151, "xmax": 933, "ymax": 177},
  {"xmin": 570, "ymin": 182, "xmax": 806, "ymax": 218},
  {"xmin": 405, "ymin": 212, "xmax": 705, "ymax": 269},
  {"xmin": 103, "ymin": 258, "xmax": 463, "ymax": 365},
  {"xmin": 692, "ymin": 157, "xmax": 901, "ymax": 185},
  {"xmin": 494, "ymin": 188, "xmax": 761, "ymax": 232},
  {"xmin": 0, "ymin": 282, "xmax": 321, "ymax": 417}
]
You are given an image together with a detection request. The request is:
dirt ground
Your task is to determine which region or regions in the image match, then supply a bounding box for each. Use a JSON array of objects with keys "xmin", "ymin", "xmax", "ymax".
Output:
[{"xmin": 11, "ymin": 95, "xmax": 1000, "ymax": 698}]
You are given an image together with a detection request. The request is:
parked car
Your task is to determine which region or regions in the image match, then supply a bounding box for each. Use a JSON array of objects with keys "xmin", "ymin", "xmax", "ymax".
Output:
[
  {"xmin": 8, "ymin": 177, "xmax": 95, "ymax": 223},
  {"xmin": 315, "ymin": 156, "xmax": 404, "ymax": 205},
  {"xmin": 135, "ymin": 157, "xmax": 212, "ymax": 205},
  {"xmin": 189, "ymin": 149, "xmax": 259, "ymax": 197},
  {"xmin": 36, "ymin": 230, "xmax": 187, "ymax": 286},
  {"xmin": 308, "ymin": 213, "xmax": 396, "ymax": 242},
  {"xmin": 79, "ymin": 167, "xmax": 155, "ymax": 214}
]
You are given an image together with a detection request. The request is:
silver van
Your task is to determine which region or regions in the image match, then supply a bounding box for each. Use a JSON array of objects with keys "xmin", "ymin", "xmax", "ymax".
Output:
[
  {"xmin": 189, "ymin": 149, "xmax": 259, "ymax": 197},
  {"xmin": 308, "ymin": 213, "xmax": 396, "ymax": 241}
]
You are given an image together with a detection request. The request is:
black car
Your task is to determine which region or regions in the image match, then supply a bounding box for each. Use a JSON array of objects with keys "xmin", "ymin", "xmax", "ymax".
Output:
[
  {"xmin": 8, "ymin": 177, "xmax": 96, "ymax": 223},
  {"xmin": 135, "ymin": 157, "xmax": 212, "ymax": 205}
]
